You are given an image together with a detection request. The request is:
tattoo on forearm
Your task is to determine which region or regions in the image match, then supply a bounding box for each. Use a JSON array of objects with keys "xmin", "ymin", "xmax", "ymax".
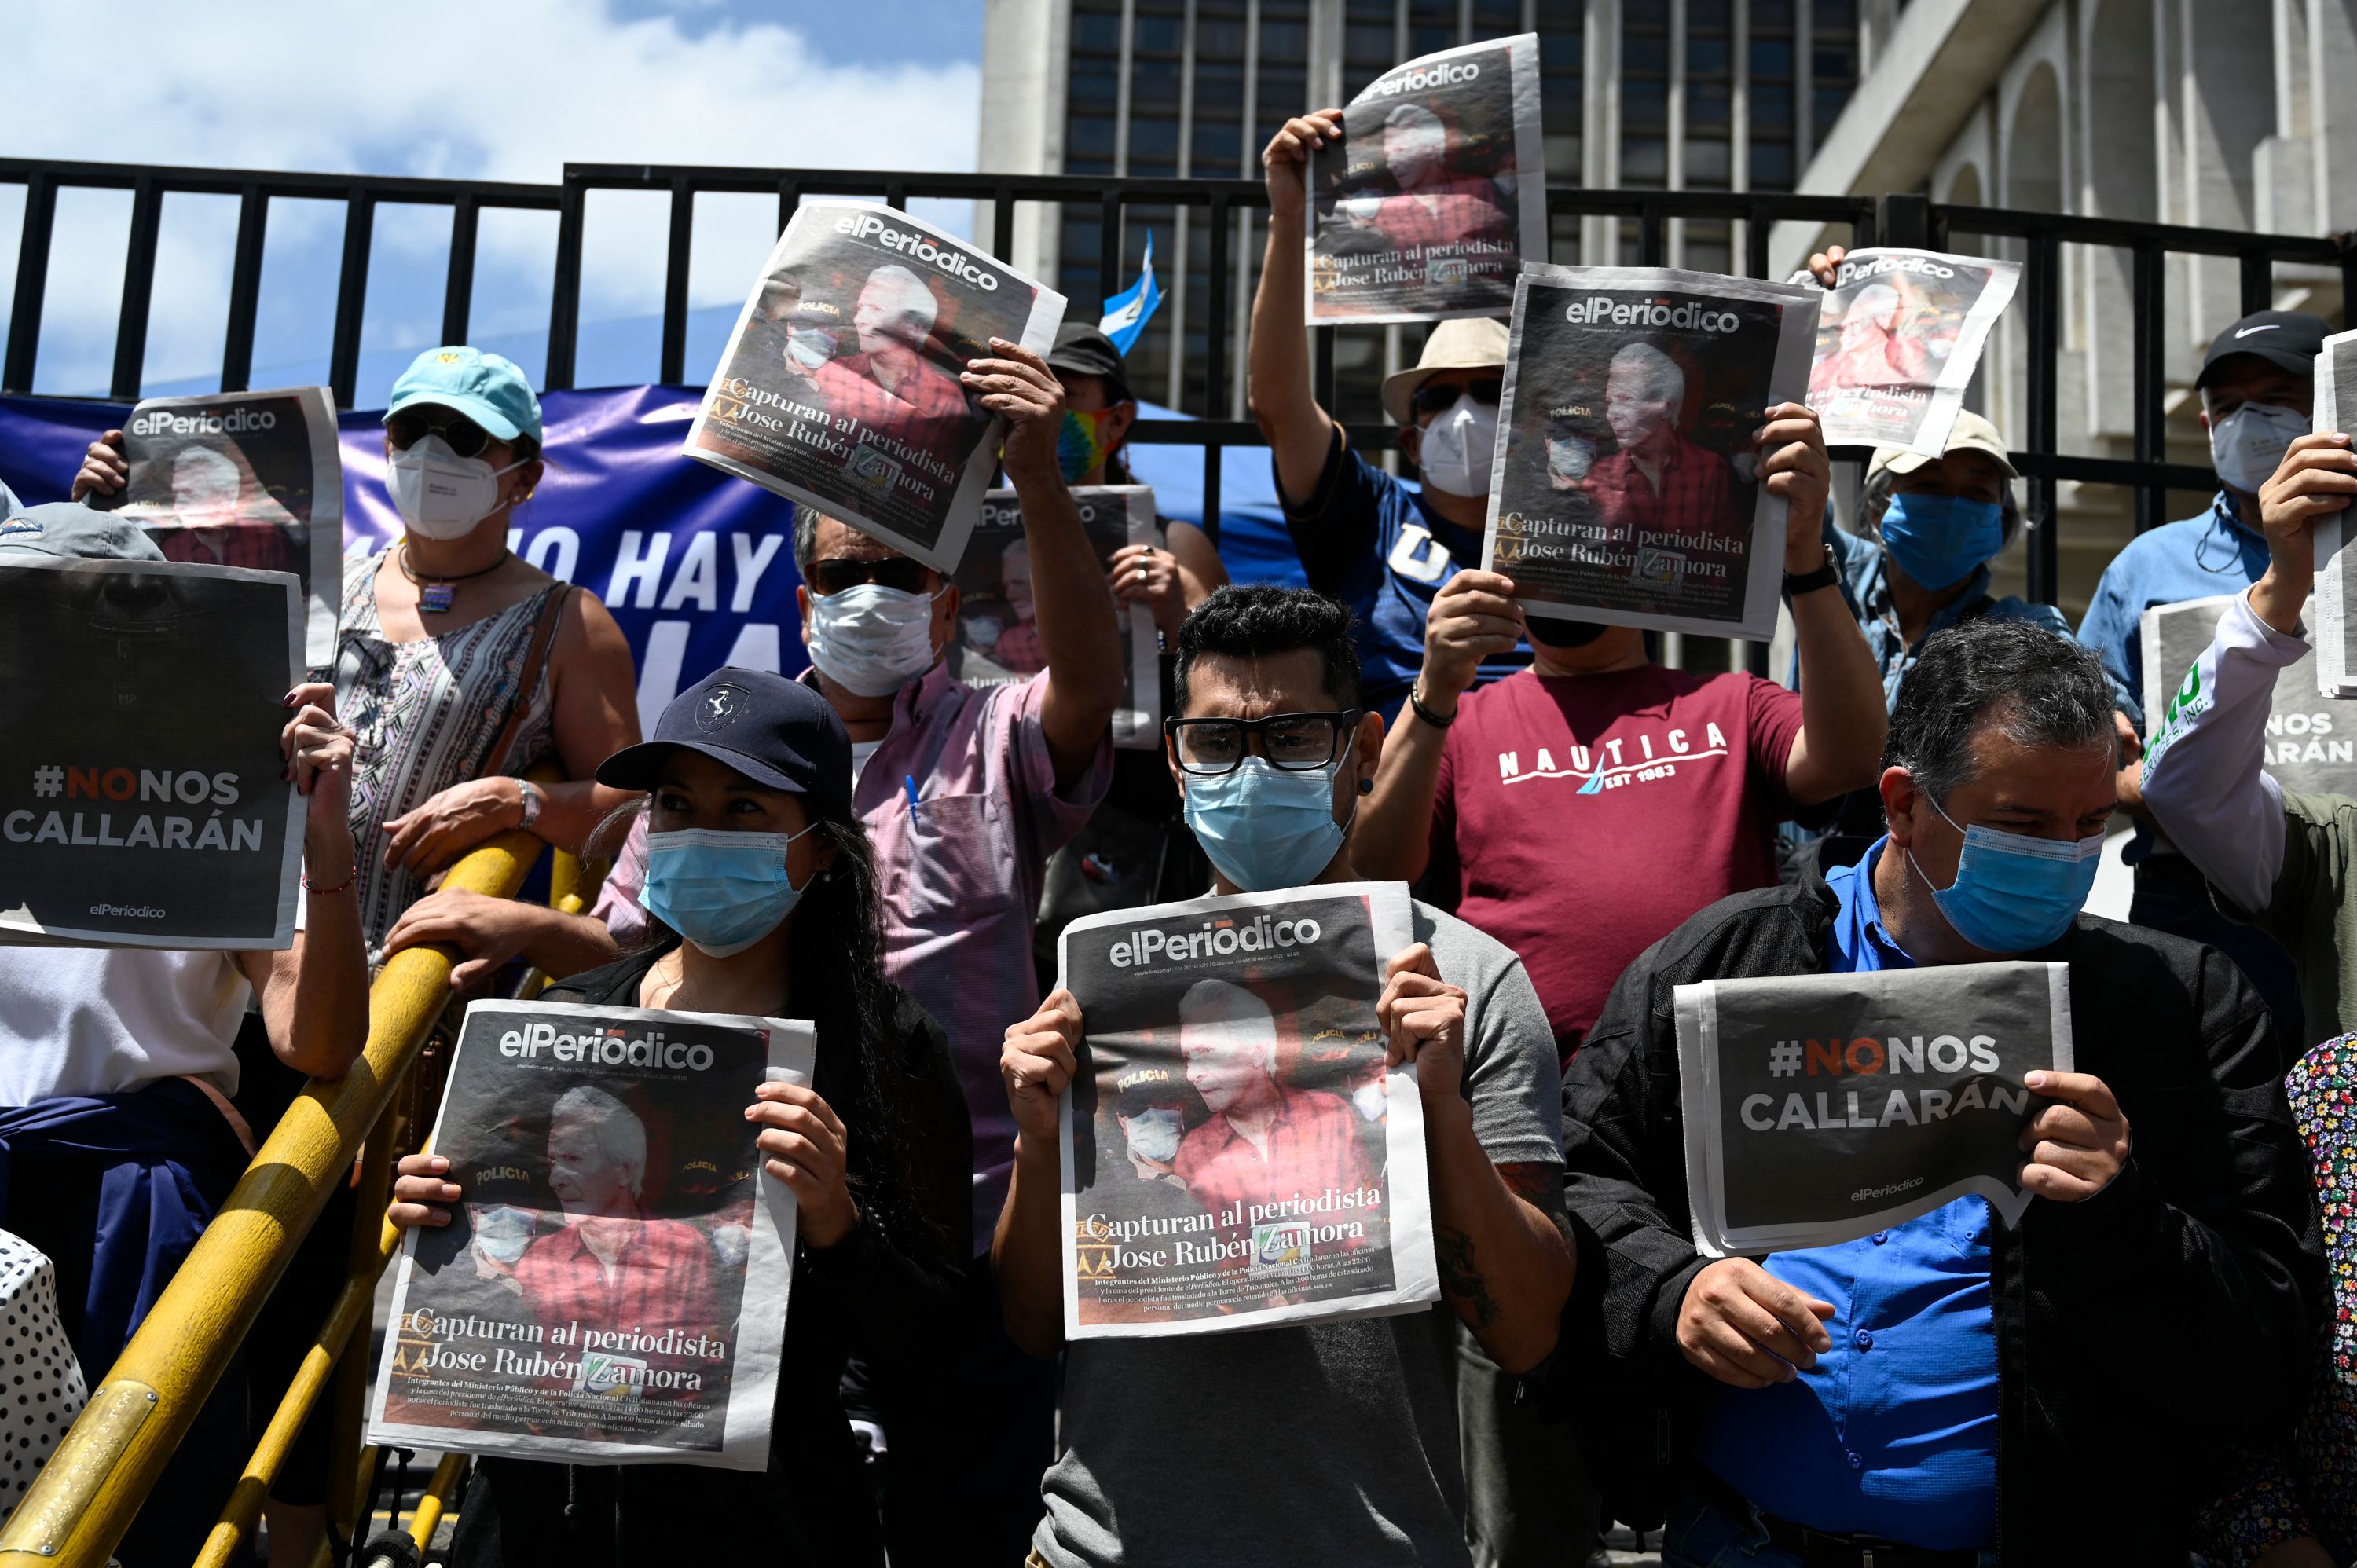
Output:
[
  {"xmin": 1499, "ymin": 1162, "xmax": 1574, "ymax": 1249},
  {"xmin": 1435, "ymin": 1226, "xmax": 1503, "ymax": 1328}
]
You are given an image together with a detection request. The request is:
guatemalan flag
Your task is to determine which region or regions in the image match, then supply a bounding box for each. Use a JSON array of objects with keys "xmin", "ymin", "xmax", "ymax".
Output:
[{"xmin": 1098, "ymin": 232, "xmax": 1164, "ymax": 354}]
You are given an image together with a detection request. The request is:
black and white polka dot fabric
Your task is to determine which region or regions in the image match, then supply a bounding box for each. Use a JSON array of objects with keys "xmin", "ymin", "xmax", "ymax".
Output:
[{"xmin": 0, "ymin": 1229, "xmax": 87, "ymax": 1513}]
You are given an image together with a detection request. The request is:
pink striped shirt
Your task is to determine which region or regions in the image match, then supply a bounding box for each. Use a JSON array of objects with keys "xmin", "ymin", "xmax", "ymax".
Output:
[{"xmin": 596, "ymin": 664, "xmax": 1109, "ymax": 1245}]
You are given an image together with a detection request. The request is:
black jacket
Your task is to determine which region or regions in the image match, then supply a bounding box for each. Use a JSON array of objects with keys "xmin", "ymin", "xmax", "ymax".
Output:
[{"xmin": 1548, "ymin": 872, "xmax": 2324, "ymax": 1565}]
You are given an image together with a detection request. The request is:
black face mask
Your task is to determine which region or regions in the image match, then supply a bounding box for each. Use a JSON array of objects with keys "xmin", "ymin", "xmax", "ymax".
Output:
[{"xmin": 1526, "ymin": 616, "xmax": 1610, "ymax": 650}]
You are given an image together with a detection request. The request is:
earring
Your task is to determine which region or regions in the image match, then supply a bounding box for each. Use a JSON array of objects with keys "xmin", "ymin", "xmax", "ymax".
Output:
[{"xmin": 1358, "ymin": 777, "xmax": 1375, "ymax": 795}]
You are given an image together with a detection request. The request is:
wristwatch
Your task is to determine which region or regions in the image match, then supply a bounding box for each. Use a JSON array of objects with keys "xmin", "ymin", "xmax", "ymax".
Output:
[
  {"xmin": 1783, "ymin": 543, "xmax": 1840, "ymax": 599},
  {"xmin": 515, "ymin": 779, "xmax": 544, "ymax": 831}
]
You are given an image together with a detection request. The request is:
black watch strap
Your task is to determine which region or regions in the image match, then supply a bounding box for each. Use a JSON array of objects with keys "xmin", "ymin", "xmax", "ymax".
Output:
[
  {"xmin": 1783, "ymin": 542, "xmax": 1840, "ymax": 598},
  {"xmin": 1409, "ymin": 681, "xmax": 1456, "ymax": 729}
]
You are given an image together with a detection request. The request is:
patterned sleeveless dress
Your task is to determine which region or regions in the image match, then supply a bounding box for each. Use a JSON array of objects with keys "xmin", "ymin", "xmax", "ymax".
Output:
[{"xmin": 330, "ymin": 551, "xmax": 561, "ymax": 952}]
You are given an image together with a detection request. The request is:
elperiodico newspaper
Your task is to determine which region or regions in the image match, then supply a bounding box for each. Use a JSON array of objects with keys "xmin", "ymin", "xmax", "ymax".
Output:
[
  {"xmin": 0, "ymin": 555, "xmax": 303, "ymax": 951},
  {"xmin": 1803, "ymin": 248, "xmax": 2018, "ymax": 456},
  {"xmin": 2141, "ymin": 595, "xmax": 2354, "ymax": 795},
  {"xmin": 1483, "ymin": 264, "xmax": 1820, "ymax": 640},
  {"xmin": 1675, "ymin": 962, "xmax": 2071, "ymax": 1257},
  {"xmin": 1306, "ymin": 34, "xmax": 1545, "ymax": 324},
  {"xmin": 954, "ymin": 485, "xmax": 1159, "ymax": 749},
  {"xmin": 2309, "ymin": 328, "xmax": 2357, "ymax": 697},
  {"xmin": 684, "ymin": 200, "xmax": 1066, "ymax": 574},
  {"xmin": 1055, "ymin": 881, "xmax": 1439, "ymax": 1338},
  {"xmin": 368, "ymin": 1000, "xmax": 814, "ymax": 1470}
]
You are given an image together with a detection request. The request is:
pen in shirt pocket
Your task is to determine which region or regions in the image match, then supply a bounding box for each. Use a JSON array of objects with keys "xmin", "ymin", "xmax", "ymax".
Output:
[{"xmin": 903, "ymin": 775, "xmax": 920, "ymax": 817}]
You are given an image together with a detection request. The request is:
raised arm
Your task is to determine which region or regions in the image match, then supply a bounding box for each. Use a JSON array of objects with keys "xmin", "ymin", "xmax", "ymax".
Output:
[
  {"xmin": 972, "ymin": 339, "xmax": 1124, "ymax": 786},
  {"xmin": 2145, "ymin": 430, "xmax": 2357, "ymax": 914},
  {"xmin": 1767, "ymin": 404, "xmax": 1886, "ymax": 804},
  {"xmin": 243, "ymin": 683, "xmax": 368, "ymax": 1081},
  {"xmin": 1356, "ymin": 570, "xmax": 1519, "ymax": 881},
  {"xmin": 1383, "ymin": 944, "xmax": 1572, "ymax": 1373},
  {"xmin": 1249, "ymin": 109, "xmax": 1346, "ymax": 505},
  {"xmin": 992, "ymin": 989, "xmax": 1084, "ymax": 1357}
]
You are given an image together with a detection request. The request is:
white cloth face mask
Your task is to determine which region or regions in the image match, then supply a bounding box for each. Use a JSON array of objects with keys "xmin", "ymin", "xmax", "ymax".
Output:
[{"xmin": 1417, "ymin": 394, "xmax": 1498, "ymax": 497}]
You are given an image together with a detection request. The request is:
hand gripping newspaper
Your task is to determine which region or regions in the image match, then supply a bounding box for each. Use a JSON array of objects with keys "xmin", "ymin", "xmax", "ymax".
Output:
[
  {"xmin": 0, "ymin": 554, "xmax": 304, "ymax": 950},
  {"xmin": 1483, "ymin": 265, "xmax": 1820, "ymax": 640},
  {"xmin": 367, "ymin": 1000, "xmax": 816, "ymax": 1469},
  {"xmin": 1305, "ymin": 34, "xmax": 1545, "ymax": 324},
  {"xmin": 685, "ymin": 201, "xmax": 1066, "ymax": 574},
  {"xmin": 1675, "ymin": 962, "xmax": 2073, "ymax": 1256},
  {"xmin": 1054, "ymin": 882, "xmax": 1440, "ymax": 1338},
  {"xmin": 1802, "ymin": 248, "xmax": 2019, "ymax": 456},
  {"xmin": 953, "ymin": 485, "xmax": 1160, "ymax": 748},
  {"xmin": 2307, "ymin": 327, "xmax": 2357, "ymax": 696},
  {"xmin": 2142, "ymin": 594, "xmax": 2355, "ymax": 795}
]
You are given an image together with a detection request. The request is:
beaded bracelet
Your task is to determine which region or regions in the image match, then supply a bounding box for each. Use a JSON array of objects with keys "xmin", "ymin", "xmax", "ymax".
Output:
[{"xmin": 303, "ymin": 859, "xmax": 359, "ymax": 896}]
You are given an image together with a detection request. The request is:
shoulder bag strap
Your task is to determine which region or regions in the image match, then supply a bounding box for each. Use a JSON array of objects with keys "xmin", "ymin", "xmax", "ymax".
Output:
[{"xmin": 489, "ymin": 584, "xmax": 574, "ymax": 776}]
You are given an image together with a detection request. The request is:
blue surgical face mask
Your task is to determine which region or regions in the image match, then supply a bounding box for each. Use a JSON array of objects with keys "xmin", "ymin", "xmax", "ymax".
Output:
[
  {"xmin": 1182, "ymin": 743, "xmax": 1355, "ymax": 893},
  {"xmin": 641, "ymin": 825, "xmax": 818, "ymax": 957},
  {"xmin": 1879, "ymin": 491, "xmax": 2006, "ymax": 592},
  {"xmin": 1908, "ymin": 794, "xmax": 2103, "ymax": 953}
]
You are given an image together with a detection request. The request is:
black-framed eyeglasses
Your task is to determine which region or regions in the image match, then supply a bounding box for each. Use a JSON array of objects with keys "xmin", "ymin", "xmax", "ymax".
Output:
[
  {"xmin": 1409, "ymin": 378, "xmax": 1503, "ymax": 419},
  {"xmin": 808, "ymin": 556, "xmax": 935, "ymax": 596},
  {"xmin": 1164, "ymin": 711, "xmax": 1365, "ymax": 776},
  {"xmin": 387, "ymin": 408, "xmax": 497, "ymax": 460}
]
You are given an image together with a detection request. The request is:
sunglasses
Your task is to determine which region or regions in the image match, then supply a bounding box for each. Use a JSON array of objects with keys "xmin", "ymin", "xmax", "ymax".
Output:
[
  {"xmin": 1409, "ymin": 379, "xmax": 1504, "ymax": 419},
  {"xmin": 386, "ymin": 409, "xmax": 499, "ymax": 460},
  {"xmin": 808, "ymin": 556, "xmax": 935, "ymax": 596}
]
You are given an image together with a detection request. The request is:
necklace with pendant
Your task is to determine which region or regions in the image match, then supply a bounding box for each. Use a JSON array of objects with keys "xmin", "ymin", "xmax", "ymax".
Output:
[{"xmin": 398, "ymin": 541, "xmax": 511, "ymax": 614}]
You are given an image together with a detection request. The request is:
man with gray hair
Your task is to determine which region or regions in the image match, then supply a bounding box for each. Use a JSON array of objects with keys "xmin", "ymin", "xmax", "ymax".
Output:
[
  {"xmin": 797, "ymin": 262, "xmax": 975, "ymax": 463},
  {"xmin": 1554, "ymin": 616, "xmax": 2322, "ymax": 1563},
  {"xmin": 512, "ymin": 1083, "xmax": 721, "ymax": 1394},
  {"xmin": 1173, "ymin": 977, "xmax": 1376, "ymax": 1224},
  {"xmin": 1582, "ymin": 340, "xmax": 1739, "ymax": 543},
  {"xmin": 1370, "ymin": 100, "xmax": 1512, "ymax": 255}
]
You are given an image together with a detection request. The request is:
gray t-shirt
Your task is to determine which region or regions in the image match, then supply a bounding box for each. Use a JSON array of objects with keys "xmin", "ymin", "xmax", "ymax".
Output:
[{"xmin": 1035, "ymin": 901, "xmax": 1564, "ymax": 1568}]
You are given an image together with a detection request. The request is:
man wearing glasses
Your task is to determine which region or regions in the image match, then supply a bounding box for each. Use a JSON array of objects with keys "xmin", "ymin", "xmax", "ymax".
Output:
[
  {"xmin": 996, "ymin": 584, "xmax": 1571, "ymax": 1568},
  {"xmin": 1253, "ymin": 106, "xmax": 1531, "ymax": 716}
]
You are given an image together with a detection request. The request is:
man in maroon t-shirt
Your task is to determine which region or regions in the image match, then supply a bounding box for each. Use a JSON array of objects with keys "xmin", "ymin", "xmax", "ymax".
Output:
[{"xmin": 1355, "ymin": 402, "xmax": 1890, "ymax": 1062}]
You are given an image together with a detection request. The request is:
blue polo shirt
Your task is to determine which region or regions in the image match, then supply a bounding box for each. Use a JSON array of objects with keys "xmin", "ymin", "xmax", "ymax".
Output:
[
  {"xmin": 1688, "ymin": 839, "xmax": 2000, "ymax": 1551},
  {"xmin": 2076, "ymin": 491, "xmax": 2267, "ymax": 731},
  {"xmin": 1280, "ymin": 427, "xmax": 1530, "ymax": 712}
]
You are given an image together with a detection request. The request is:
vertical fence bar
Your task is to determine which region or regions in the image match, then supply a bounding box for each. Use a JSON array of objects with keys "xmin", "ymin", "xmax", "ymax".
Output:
[
  {"xmin": 1098, "ymin": 188, "xmax": 1124, "ymax": 328},
  {"xmin": 1203, "ymin": 190, "xmax": 1230, "ymax": 542},
  {"xmin": 993, "ymin": 188, "xmax": 1017, "ymax": 268},
  {"xmin": 2, "ymin": 171, "xmax": 58, "ymax": 394},
  {"xmin": 544, "ymin": 174, "xmax": 586, "ymax": 392},
  {"xmin": 219, "ymin": 185, "xmax": 269, "ymax": 394},
  {"xmin": 442, "ymin": 194, "xmax": 479, "ymax": 348},
  {"xmin": 1638, "ymin": 200, "xmax": 1666, "ymax": 267},
  {"xmin": 1875, "ymin": 192, "xmax": 1930, "ymax": 250},
  {"xmin": 2240, "ymin": 248, "xmax": 2273, "ymax": 317},
  {"xmin": 108, "ymin": 178, "xmax": 164, "ymax": 401},
  {"xmin": 2132, "ymin": 238, "xmax": 2168, "ymax": 534},
  {"xmin": 660, "ymin": 178, "xmax": 695, "ymax": 386},
  {"xmin": 1743, "ymin": 199, "xmax": 1771, "ymax": 280},
  {"xmin": 327, "ymin": 191, "xmax": 376, "ymax": 410},
  {"xmin": 885, "ymin": 181, "xmax": 908, "ymax": 213},
  {"xmin": 777, "ymin": 178, "xmax": 803, "ymax": 236},
  {"xmin": 2023, "ymin": 228, "xmax": 2062, "ymax": 605}
]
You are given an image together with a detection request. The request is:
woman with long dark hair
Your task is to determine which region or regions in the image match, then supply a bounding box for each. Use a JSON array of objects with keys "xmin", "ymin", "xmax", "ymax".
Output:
[{"xmin": 384, "ymin": 668, "xmax": 968, "ymax": 1566}]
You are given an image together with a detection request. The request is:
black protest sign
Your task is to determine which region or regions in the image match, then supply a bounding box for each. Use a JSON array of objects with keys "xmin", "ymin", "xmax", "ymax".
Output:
[
  {"xmin": 0, "ymin": 558, "xmax": 302, "ymax": 949},
  {"xmin": 1675, "ymin": 962, "xmax": 2071, "ymax": 1255}
]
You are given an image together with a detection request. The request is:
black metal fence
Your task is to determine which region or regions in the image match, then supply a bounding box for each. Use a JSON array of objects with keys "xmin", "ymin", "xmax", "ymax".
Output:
[{"xmin": 5, "ymin": 156, "xmax": 2352, "ymax": 610}]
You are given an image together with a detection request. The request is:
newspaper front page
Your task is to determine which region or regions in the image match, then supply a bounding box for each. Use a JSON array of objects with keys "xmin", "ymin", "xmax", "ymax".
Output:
[
  {"xmin": 1804, "ymin": 249, "xmax": 2018, "ymax": 456},
  {"xmin": 1483, "ymin": 265, "xmax": 1820, "ymax": 639},
  {"xmin": 1676, "ymin": 962, "xmax": 2072, "ymax": 1257},
  {"xmin": 368, "ymin": 1001, "xmax": 813, "ymax": 1470},
  {"xmin": 0, "ymin": 556, "xmax": 303, "ymax": 950},
  {"xmin": 1055, "ymin": 882, "xmax": 1439, "ymax": 1338},
  {"xmin": 1305, "ymin": 34, "xmax": 1545, "ymax": 324},
  {"xmin": 2141, "ymin": 595, "xmax": 2354, "ymax": 794},
  {"xmin": 2311, "ymin": 328, "xmax": 2357, "ymax": 696},
  {"xmin": 955, "ymin": 486, "xmax": 1159, "ymax": 749},
  {"xmin": 685, "ymin": 201, "xmax": 1067, "ymax": 573},
  {"xmin": 110, "ymin": 387, "xmax": 343, "ymax": 668}
]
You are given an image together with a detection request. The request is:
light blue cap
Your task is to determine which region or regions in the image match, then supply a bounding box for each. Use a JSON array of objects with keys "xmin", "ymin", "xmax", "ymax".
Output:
[{"xmin": 384, "ymin": 345, "xmax": 543, "ymax": 444}]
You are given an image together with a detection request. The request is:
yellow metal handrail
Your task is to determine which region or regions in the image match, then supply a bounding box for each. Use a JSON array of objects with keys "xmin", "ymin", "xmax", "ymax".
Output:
[{"xmin": 0, "ymin": 815, "xmax": 563, "ymax": 1568}]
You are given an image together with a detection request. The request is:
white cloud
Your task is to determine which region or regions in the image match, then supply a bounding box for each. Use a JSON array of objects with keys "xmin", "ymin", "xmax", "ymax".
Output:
[{"xmin": 2, "ymin": 0, "xmax": 981, "ymax": 390}]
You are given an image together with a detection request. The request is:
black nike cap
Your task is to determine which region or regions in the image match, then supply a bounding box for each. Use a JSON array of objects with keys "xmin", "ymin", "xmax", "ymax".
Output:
[{"xmin": 2196, "ymin": 310, "xmax": 2331, "ymax": 390}]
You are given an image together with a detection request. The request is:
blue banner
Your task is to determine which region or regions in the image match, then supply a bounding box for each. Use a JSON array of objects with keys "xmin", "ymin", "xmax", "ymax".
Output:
[{"xmin": 0, "ymin": 387, "xmax": 1303, "ymax": 735}]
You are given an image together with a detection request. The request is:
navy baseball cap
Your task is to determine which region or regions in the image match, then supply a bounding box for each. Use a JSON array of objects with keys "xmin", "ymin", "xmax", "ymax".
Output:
[
  {"xmin": 596, "ymin": 668, "xmax": 852, "ymax": 807},
  {"xmin": 2197, "ymin": 310, "xmax": 2331, "ymax": 390}
]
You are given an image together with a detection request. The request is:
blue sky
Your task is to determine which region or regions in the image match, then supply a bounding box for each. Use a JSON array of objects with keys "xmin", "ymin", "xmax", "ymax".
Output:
[{"xmin": 0, "ymin": 0, "xmax": 988, "ymax": 401}]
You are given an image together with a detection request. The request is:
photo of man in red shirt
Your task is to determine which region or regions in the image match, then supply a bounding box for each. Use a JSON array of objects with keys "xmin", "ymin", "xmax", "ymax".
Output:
[
  {"xmin": 792, "ymin": 262, "xmax": 975, "ymax": 460},
  {"xmin": 1172, "ymin": 978, "xmax": 1377, "ymax": 1219},
  {"xmin": 1369, "ymin": 103, "xmax": 1514, "ymax": 256},
  {"xmin": 514, "ymin": 1086, "xmax": 724, "ymax": 1420},
  {"xmin": 1580, "ymin": 341, "xmax": 1739, "ymax": 543}
]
